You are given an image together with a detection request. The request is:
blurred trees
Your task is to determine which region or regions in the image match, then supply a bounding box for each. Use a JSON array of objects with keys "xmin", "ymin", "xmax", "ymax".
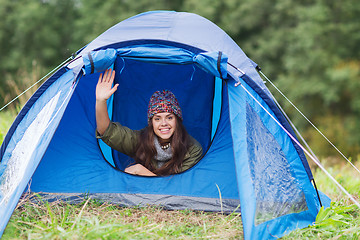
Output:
[
  {"xmin": 0, "ymin": 0, "xmax": 78, "ymax": 72},
  {"xmin": 0, "ymin": 0, "xmax": 359, "ymax": 158}
]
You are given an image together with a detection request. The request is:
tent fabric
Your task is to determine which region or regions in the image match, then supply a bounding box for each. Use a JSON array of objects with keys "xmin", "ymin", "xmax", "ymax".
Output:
[
  {"xmin": 228, "ymin": 76, "xmax": 321, "ymax": 238},
  {"xmin": 0, "ymin": 11, "xmax": 330, "ymax": 239},
  {"xmin": 78, "ymin": 11, "xmax": 264, "ymax": 94},
  {"xmin": 82, "ymin": 45, "xmax": 228, "ymax": 79},
  {"xmin": 0, "ymin": 67, "xmax": 81, "ymax": 237},
  {"xmin": 77, "ymin": 10, "xmax": 313, "ymax": 180}
]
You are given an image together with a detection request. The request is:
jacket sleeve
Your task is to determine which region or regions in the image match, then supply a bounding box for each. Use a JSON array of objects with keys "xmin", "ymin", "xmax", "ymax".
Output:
[
  {"xmin": 96, "ymin": 121, "xmax": 139, "ymax": 157},
  {"xmin": 180, "ymin": 137, "xmax": 203, "ymax": 172}
]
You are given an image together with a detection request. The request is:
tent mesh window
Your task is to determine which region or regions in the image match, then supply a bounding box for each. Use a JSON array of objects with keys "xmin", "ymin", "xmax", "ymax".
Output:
[{"xmin": 246, "ymin": 103, "xmax": 308, "ymax": 225}]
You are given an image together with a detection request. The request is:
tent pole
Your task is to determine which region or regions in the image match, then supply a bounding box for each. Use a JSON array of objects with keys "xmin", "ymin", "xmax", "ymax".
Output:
[{"xmin": 312, "ymin": 179, "xmax": 323, "ymax": 207}]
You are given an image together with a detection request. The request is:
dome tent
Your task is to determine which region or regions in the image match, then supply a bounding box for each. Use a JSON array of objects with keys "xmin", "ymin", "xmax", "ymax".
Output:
[{"xmin": 0, "ymin": 11, "xmax": 330, "ymax": 239}]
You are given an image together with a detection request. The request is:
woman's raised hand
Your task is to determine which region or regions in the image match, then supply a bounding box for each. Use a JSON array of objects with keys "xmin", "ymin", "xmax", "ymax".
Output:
[
  {"xmin": 95, "ymin": 69, "xmax": 119, "ymax": 135},
  {"xmin": 96, "ymin": 69, "xmax": 119, "ymax": 102}
]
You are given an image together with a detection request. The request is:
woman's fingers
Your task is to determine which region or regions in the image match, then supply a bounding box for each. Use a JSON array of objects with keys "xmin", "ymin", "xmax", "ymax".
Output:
[
  {"xmin": 110, "ymin": 68, "xmax": 115, "ymax": 82},
  {"xmin": 103, "ymin": 69, "xmax": 115, "ymax": 83},
  {"xmin": 96, "ymin": 69, "xmax": 118, "ymax": 101},
  {"xmin": 98, "ymin": 69, "xmax": 115, "ymax": 85},
  {"xmin": 98, "ymin": 72, "xmax": 103, "ymax": 84},
  {"xmin": 104, "ymin": 69, "xmax": 111, "ymax": 82},
  {"xmin": 109, "ymin": 83, "xmax": 119, "ymax": 95}
]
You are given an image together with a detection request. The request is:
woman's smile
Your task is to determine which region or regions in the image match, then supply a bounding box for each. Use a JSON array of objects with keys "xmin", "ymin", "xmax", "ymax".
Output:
[{"xmin": 152, "ymin": 112, "xmax": 176, "ymax": 142}]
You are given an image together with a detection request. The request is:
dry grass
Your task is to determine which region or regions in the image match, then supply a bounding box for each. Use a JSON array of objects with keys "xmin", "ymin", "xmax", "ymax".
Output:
[
  {"xmin": 0, "ymin": 61, "xmax": 45, "ymax": 112},
  {"xmin": 3, "ymin": 193, "xmax": 243, "ymax": 239}
]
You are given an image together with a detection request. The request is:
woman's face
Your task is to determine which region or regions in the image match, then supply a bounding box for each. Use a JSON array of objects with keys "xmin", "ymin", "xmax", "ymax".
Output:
[{"xmin": 152, "ymin": 112, "xmax": 177, "ymax": 142}]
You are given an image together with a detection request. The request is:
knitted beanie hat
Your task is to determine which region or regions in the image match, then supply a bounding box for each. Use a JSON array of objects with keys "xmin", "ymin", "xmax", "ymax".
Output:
[{"xmin": 147, "ymin": 90, "xmax": 183, "ymax": 121}]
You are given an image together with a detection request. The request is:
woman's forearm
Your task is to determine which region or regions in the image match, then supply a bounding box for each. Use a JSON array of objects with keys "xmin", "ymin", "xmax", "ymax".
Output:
[{"xmin": 96, "ymin": 99, "xmax": 110, "ymax": 135}]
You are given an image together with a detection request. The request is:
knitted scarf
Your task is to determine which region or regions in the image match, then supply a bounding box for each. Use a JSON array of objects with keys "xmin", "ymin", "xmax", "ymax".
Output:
[{"xmin": 154, "ymin": 136, "xmax": 172, "ymax": 168}]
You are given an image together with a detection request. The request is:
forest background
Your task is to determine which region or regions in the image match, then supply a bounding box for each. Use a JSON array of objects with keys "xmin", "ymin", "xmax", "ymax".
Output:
[{"xmin": 0, "ymin": 0, "xmax": 360, "ymax": 161}]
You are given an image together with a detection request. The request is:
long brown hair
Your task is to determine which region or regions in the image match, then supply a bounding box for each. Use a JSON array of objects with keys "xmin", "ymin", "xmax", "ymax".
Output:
[{"xmin": 134, "ymin": 116, "xmax": 190, "ymax": 176}]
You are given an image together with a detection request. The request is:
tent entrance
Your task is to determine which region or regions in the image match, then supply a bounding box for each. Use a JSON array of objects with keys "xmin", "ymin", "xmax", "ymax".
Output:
[{"xmin": 95, "ymin": 57, "xmax": 223, "ymax": 170}]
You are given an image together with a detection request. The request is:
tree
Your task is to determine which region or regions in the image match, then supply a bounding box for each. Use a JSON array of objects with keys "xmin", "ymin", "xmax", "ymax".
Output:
[
  {"xmin": 0, "ymin": 0, "xmax": 359, "ymax": 158},
  {"xmin": 0, "ymin": 0, "xmax": 79, "ymax": 107},
  {"xmin": 0, "ymin": 0, "xmax": 79, "ymax": 73}
]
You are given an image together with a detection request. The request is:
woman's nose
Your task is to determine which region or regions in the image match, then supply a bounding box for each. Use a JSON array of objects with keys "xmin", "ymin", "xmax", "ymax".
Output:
[{"xmin": 160, "ymin": 119, "xmax": 168, "ymax": 125}]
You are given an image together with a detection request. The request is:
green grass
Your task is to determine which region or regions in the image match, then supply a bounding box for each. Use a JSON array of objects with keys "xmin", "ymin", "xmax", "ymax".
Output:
[
  {"xmin": 1, "ymin": 109, "xmax": 360, "ymax": 239},
  {"xmin": 283, "ymin": 200, "xmax": 360, "ymax": 239},
  {"xmin": 0, "ymin": 110, "xmax": 17, "ymax": 141},
  {"xmin": 3, "ymin": 195, "xmax": 243, "ymax": 239},
  {"xmin": 281, "ymin": 162, "xmax": 360, "ymax": 239}
]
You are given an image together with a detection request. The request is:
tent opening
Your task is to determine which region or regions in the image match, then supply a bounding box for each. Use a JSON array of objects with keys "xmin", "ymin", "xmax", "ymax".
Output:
[{"xmin": 95, "ymin": 57, "xmax": 223, "ymax": 172}]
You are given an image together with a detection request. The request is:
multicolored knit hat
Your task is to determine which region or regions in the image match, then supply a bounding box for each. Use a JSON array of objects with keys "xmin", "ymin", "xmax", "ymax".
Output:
[{"xmin": 147, "ymin": 90, "xmax": 182, "ymax": 121}]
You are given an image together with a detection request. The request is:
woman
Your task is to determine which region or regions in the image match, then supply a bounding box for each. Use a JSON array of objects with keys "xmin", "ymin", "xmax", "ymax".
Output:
[{"xmin": 95, "ymin": 69, "xmax": 203, "ymax": 176}]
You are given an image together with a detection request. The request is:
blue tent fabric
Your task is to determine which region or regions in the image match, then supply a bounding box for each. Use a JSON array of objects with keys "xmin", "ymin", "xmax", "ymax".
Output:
[
  {"xmin": 228, "ymin": 76, "xmax": 323, "ymax": 239},
  {"xmin": 0, "ymin": 11, "xmax": 330, "ymax": 239},
  {"xmin": 83, "ymin": 48, "xmax": 117, "ymax": 74},
  {"xmin": 82, "ymin": 45, "xmax": 228, "ymax": 79},
  {"xmin": 0, "ymin": 68, "xmax": 81, "ymax": 237},
  {"xmin": 78, "ymin": 11, "xmax": 264, "ymax": 94}
]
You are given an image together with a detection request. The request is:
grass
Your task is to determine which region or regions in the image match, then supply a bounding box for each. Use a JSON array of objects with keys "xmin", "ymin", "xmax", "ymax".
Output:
[
  {"xmin": 282, "ymin": 162, "xmax": 360, "ymax": 239},
  {"xmin": 283, "ymin": 200, "xmax": 360, "ymax": 239},
  {"xmin": 1, "ymin": 109, "xmax": 360, "ymax": 239},
  {"xmin": 0, "ymin": 110, "xmax": 17, "ymax": 141},
  {"xmin": 3, "ymin": 194, "xmax": 243, "ymax": 239}
]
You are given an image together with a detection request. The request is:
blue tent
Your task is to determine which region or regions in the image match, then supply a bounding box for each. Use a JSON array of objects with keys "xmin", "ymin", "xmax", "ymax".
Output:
[{"xmin": 0, "ymin": 11, "xmax": 330, "ymax": 239}]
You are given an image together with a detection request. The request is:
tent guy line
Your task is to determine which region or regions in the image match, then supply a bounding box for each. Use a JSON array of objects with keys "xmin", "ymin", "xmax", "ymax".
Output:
[
  {"xmin": 259, "ymin": 70, "xmax": 360, "ymax": 176},
  {"xmin": 236, "ymin": 77, "xmax": 360, "ymax": 209},
  {"xmin": 266, "ymin": 86, "xmax": 320, "ymax": 165},
  {"xmin": 0, "ymin": 56, "xmax": 74, "ymax": 113}
]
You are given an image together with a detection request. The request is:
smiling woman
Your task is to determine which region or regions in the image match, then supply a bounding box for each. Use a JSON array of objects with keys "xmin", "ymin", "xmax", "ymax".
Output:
[
  {"xmin": 95, "ymin": 69, "xmax": 203, "ymax": 176},
  {"xmin": 152, "ymin": 112, "xmax": 176, "ymax": 142}
]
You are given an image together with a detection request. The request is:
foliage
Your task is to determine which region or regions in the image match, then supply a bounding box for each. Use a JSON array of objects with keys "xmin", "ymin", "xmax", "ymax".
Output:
[
  {"xmin": 0, "ymin": 62, "xmax": 45, "ymax": 113},
  {"xmin": 0, "ymin": 110, "xmax": 16, "ymax": 142},
  {"xmin": 270, "ymin": 1, "xmax": 360, "ymax": 158},
  {"xmin": 1, "ymin": 106, "xmax": 360, "ymax": 239},
  {"xmin": 283, "ymin": 201, "xmax": 360, "ymax": 239},
  {"xmin": 0, "ymin": 0, "xmax": 78, "ymax": 73},
  {"xmin": 0, "ymin": 0, "xmax": 359, "ymax": 157},
  {"xmin": 282, "ymin": 160, "xmax": 360, "ymax": 239}
]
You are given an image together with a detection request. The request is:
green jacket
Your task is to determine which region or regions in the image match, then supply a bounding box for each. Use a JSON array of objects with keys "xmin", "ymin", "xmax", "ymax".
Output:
[{"xmin": 96, "ymin": 122, "xmax": 203, "ymax": 172}]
